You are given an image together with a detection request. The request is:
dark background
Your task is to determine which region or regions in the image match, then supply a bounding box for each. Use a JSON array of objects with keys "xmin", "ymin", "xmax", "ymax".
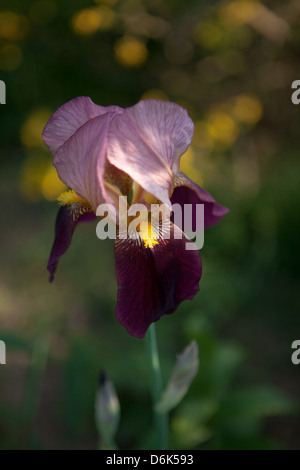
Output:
[{"xmin": 0, "ymin": 0, "xmax": 300, "ymax": 449}]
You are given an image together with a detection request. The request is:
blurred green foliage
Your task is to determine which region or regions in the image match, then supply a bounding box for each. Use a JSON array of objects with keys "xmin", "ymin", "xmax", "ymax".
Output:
[{"xmin": 0, "ymin": 0, "xmax": 300, "ymax": 449}]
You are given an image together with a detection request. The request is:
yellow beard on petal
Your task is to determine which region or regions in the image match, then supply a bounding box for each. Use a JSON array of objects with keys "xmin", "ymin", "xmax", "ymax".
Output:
[
  {"xmin": 57, "ymin": 189, "xmax": 90, "ymax": 207},
  {"xmin": 57, "ymin": 190, "xmax": 94, "ymax": 222},
  {"xmin": 138, "ymin": 220, "xmax": 159, "ymax": 249}
]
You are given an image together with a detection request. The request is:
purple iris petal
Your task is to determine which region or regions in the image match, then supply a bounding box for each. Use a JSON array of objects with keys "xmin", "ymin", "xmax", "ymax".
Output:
[
  {"xmin": 171, "ymin": 172, "xmax": 229, "ymax": 230},
  {"xmin": 42, "ymin": 96, "xmax": 122, "ymax": 155},
  {"xmin": 53, "ymin": 114, "xmax": 117, "ymax": 210},
  {"xmin": 47, "ymin": 204, "xmax": 96, "ymax": 282},
  {"xmin": 107, "ymin": 100, "xmax": 194, "ymax": 206},
  {"xmin": 114, "ymin": 222, "xmax": 202, "ymax": 338}
]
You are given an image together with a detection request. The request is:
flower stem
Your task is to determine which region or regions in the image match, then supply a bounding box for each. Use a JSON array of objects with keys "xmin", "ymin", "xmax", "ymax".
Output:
[{"xmin": 145, "ymin": 323, "xmax": 169, "ymax": 450}]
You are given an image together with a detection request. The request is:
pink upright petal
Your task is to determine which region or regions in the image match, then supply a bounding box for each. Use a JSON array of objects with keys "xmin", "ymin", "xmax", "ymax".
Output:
[
  {"xmin": 107, "ymin": 100, "xmax": 194, "ymax": 206},
  {"xmin": 172, "ymin": 172, "xmax": 229, "ymax": 230},
  {"xmin": 42, "ymin": 96, "xmax": 122, "ymax": 155},
  {"xmin": 47, "ymin": 204, "xmax": 96, "ymax": 282},
  {"xmin": 54, "ymin": 114, "xmax": 117, "ymax": 210},
  {"xmin": 114, "ymin": 221, "xmax": 202, "ymax": 338}
]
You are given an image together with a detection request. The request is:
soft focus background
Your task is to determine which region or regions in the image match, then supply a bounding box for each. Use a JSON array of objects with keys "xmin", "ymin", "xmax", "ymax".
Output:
[{"xmin": 0, "ymin": 0, "xmax": 300, "ymax": 450}]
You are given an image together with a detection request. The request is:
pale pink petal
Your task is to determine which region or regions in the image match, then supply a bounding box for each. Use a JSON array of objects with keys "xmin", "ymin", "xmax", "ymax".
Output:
[
  {"xmin": 53, "ymin": 114, "xmax": 115, "ymax": 210},
  {"xmin": 107, "ymin": 100, "xmax": 194, "ymax": 206},
  {"xmin": 43, "ymin": 96, "xmax": 122, "ymax": 154}
]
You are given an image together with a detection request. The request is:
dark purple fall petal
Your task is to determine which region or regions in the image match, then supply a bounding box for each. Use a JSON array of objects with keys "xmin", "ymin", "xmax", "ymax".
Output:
[
  {"xmin": 47, "ymin": 204, "xmax": 96, "ymax": 282},
  {"xmin": 171, "ymin": 172, "xmax": 229, "ymax": 231},
  {"xmin": 114, "ymin": 222, "xmax": 202, "ymax": 338}
]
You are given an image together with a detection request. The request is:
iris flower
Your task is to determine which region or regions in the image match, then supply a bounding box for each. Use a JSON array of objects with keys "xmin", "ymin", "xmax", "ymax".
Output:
[{"xmin": 43, "ymin": 97, "xmax": 228, "ymax": 338}]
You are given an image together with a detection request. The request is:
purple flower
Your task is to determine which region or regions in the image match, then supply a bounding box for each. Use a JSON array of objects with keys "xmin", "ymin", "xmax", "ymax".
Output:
[{"xmin": 43, "ymin": 97, "xmax": 228, "ymax": 338}]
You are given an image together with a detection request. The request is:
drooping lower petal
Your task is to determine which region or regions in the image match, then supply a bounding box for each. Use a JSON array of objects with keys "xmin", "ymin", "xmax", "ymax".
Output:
[
  {"xmin": 107, "ymin": 100, "xmax": 194, "ymax": 206},
  {"xmin": 114, "ymin": 221, "xmax": 202, "ymax": 338},
  {"xmin": 42, "ymin": 96, "xmax": 122, "ymax": 155},
  {"xmin": 47, "ymin": 203, "xmax": 96, "ymax": 282},
  {"xmin": 171, "ymin": 172, "xmax": 229, "ymax": 230}
]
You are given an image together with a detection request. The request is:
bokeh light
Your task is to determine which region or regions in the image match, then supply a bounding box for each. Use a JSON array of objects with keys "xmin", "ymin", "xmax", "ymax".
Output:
[
  {"xmin": 72, "ymin": 7, "xmax": 115, "ymax": 36},
  {"xmin": 20, "ymin": 109, "xmax": 52, "ymax": 149},
  {"xmin": 193, "ymin": 21, "xmax": 224, "ymax": 50},
  {"xmin": 0, "ymin": 11, "xmax": 29, "ymax": 41},
  {"xmin": 180, "ymin": 146, "xmax": 203, "ymax": 187},
  {"xmin": 140, "ymin": 89, "xmax": 168, "ymax": 101},
  {"xmin": 207, "ymin": 110, "xmax": 239, "ymax": 148},
  {"xmin": 192, "ymin": 122, "xmax": 214, "ymax": 150},
  {"xmin": 219, "ymin": 1, "xmax": 259, "ymax": 27},
  {"xmin": 232, "ymin": 94, "xmax": 263, "ymax": 125},
  {"xmin": 114, "ymin": 36, "xmax": 148, "ymax": 67},
  {"xmin": 41, "ymin": 166, "xmax": 67, "ymax": 201}
]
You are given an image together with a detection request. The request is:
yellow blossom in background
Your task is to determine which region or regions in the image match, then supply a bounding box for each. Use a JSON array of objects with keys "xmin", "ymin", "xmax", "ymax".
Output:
[
  {"xmin": 0, "ymin": 11, "xmax": 29, "ymax": 41},
  {"xmin": 72, "ymin": 7, "xmax": 114, "ymax": 36},
  {"xmin": 193, "ymin": 21, "xmax": 224, "ymax": 49},
  {"xmin": 20, "ymin": 155, "xmax": 67, "ymax": 202},
  {"xmin": 220, "ymin": 1, "xmax": 289, "ymax": 44},
  {"xmin": 20, "ymin": 155, "xmax": 49, "ymax": 201},
  {"xmin": 192, "ymin": 121, "xmax": 214, "ymax": 150},
  {"xmin": 219, "ymin": 1, "xmax": 259, "ymax": 27},
  {"xmin": 180, "ymin": 146, "xmax": 203, "ymax": 187},
  {"xmin": 0, "ymin": 45, "xmax": 23, "ymax": 71},
  {"xmin": 41, "ymin": 166, "xmax": 67, "ymax": 201},
  {"xmin": 20, "ymin": 108, "xmax": 52, "ymax": 148},
  {"xmin": 207, "ymin": 110, "xmax": 238, "ymax": 148},
  {"xmin": 114, "ymin": 36, "xmax": 148, "ymax": 67},
  {"xmin": 232, "ymin": 94, "xmax": 263, "ymax": 124},
  {"xmin": 20, "ymin": 109, "xmax": 66, "ymax": 201},
  {"xmin": 141, "ymin": 89, "xmax": 169, "ymax": 101}
]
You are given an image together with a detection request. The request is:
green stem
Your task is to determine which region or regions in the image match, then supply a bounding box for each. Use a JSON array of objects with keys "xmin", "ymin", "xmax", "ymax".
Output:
[{"xmin": 145, "ymin": 323, "xmax": 169, "ymax": 450}]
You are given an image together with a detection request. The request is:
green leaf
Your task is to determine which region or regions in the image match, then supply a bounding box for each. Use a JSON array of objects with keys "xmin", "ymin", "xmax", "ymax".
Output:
[
  {"xmin": 220, "ymin": 386, "xmax": 297, "ymax": 421},
  {"xmin": 155, "ymin": 341, "xmax": 199, "ymax": 414}
]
